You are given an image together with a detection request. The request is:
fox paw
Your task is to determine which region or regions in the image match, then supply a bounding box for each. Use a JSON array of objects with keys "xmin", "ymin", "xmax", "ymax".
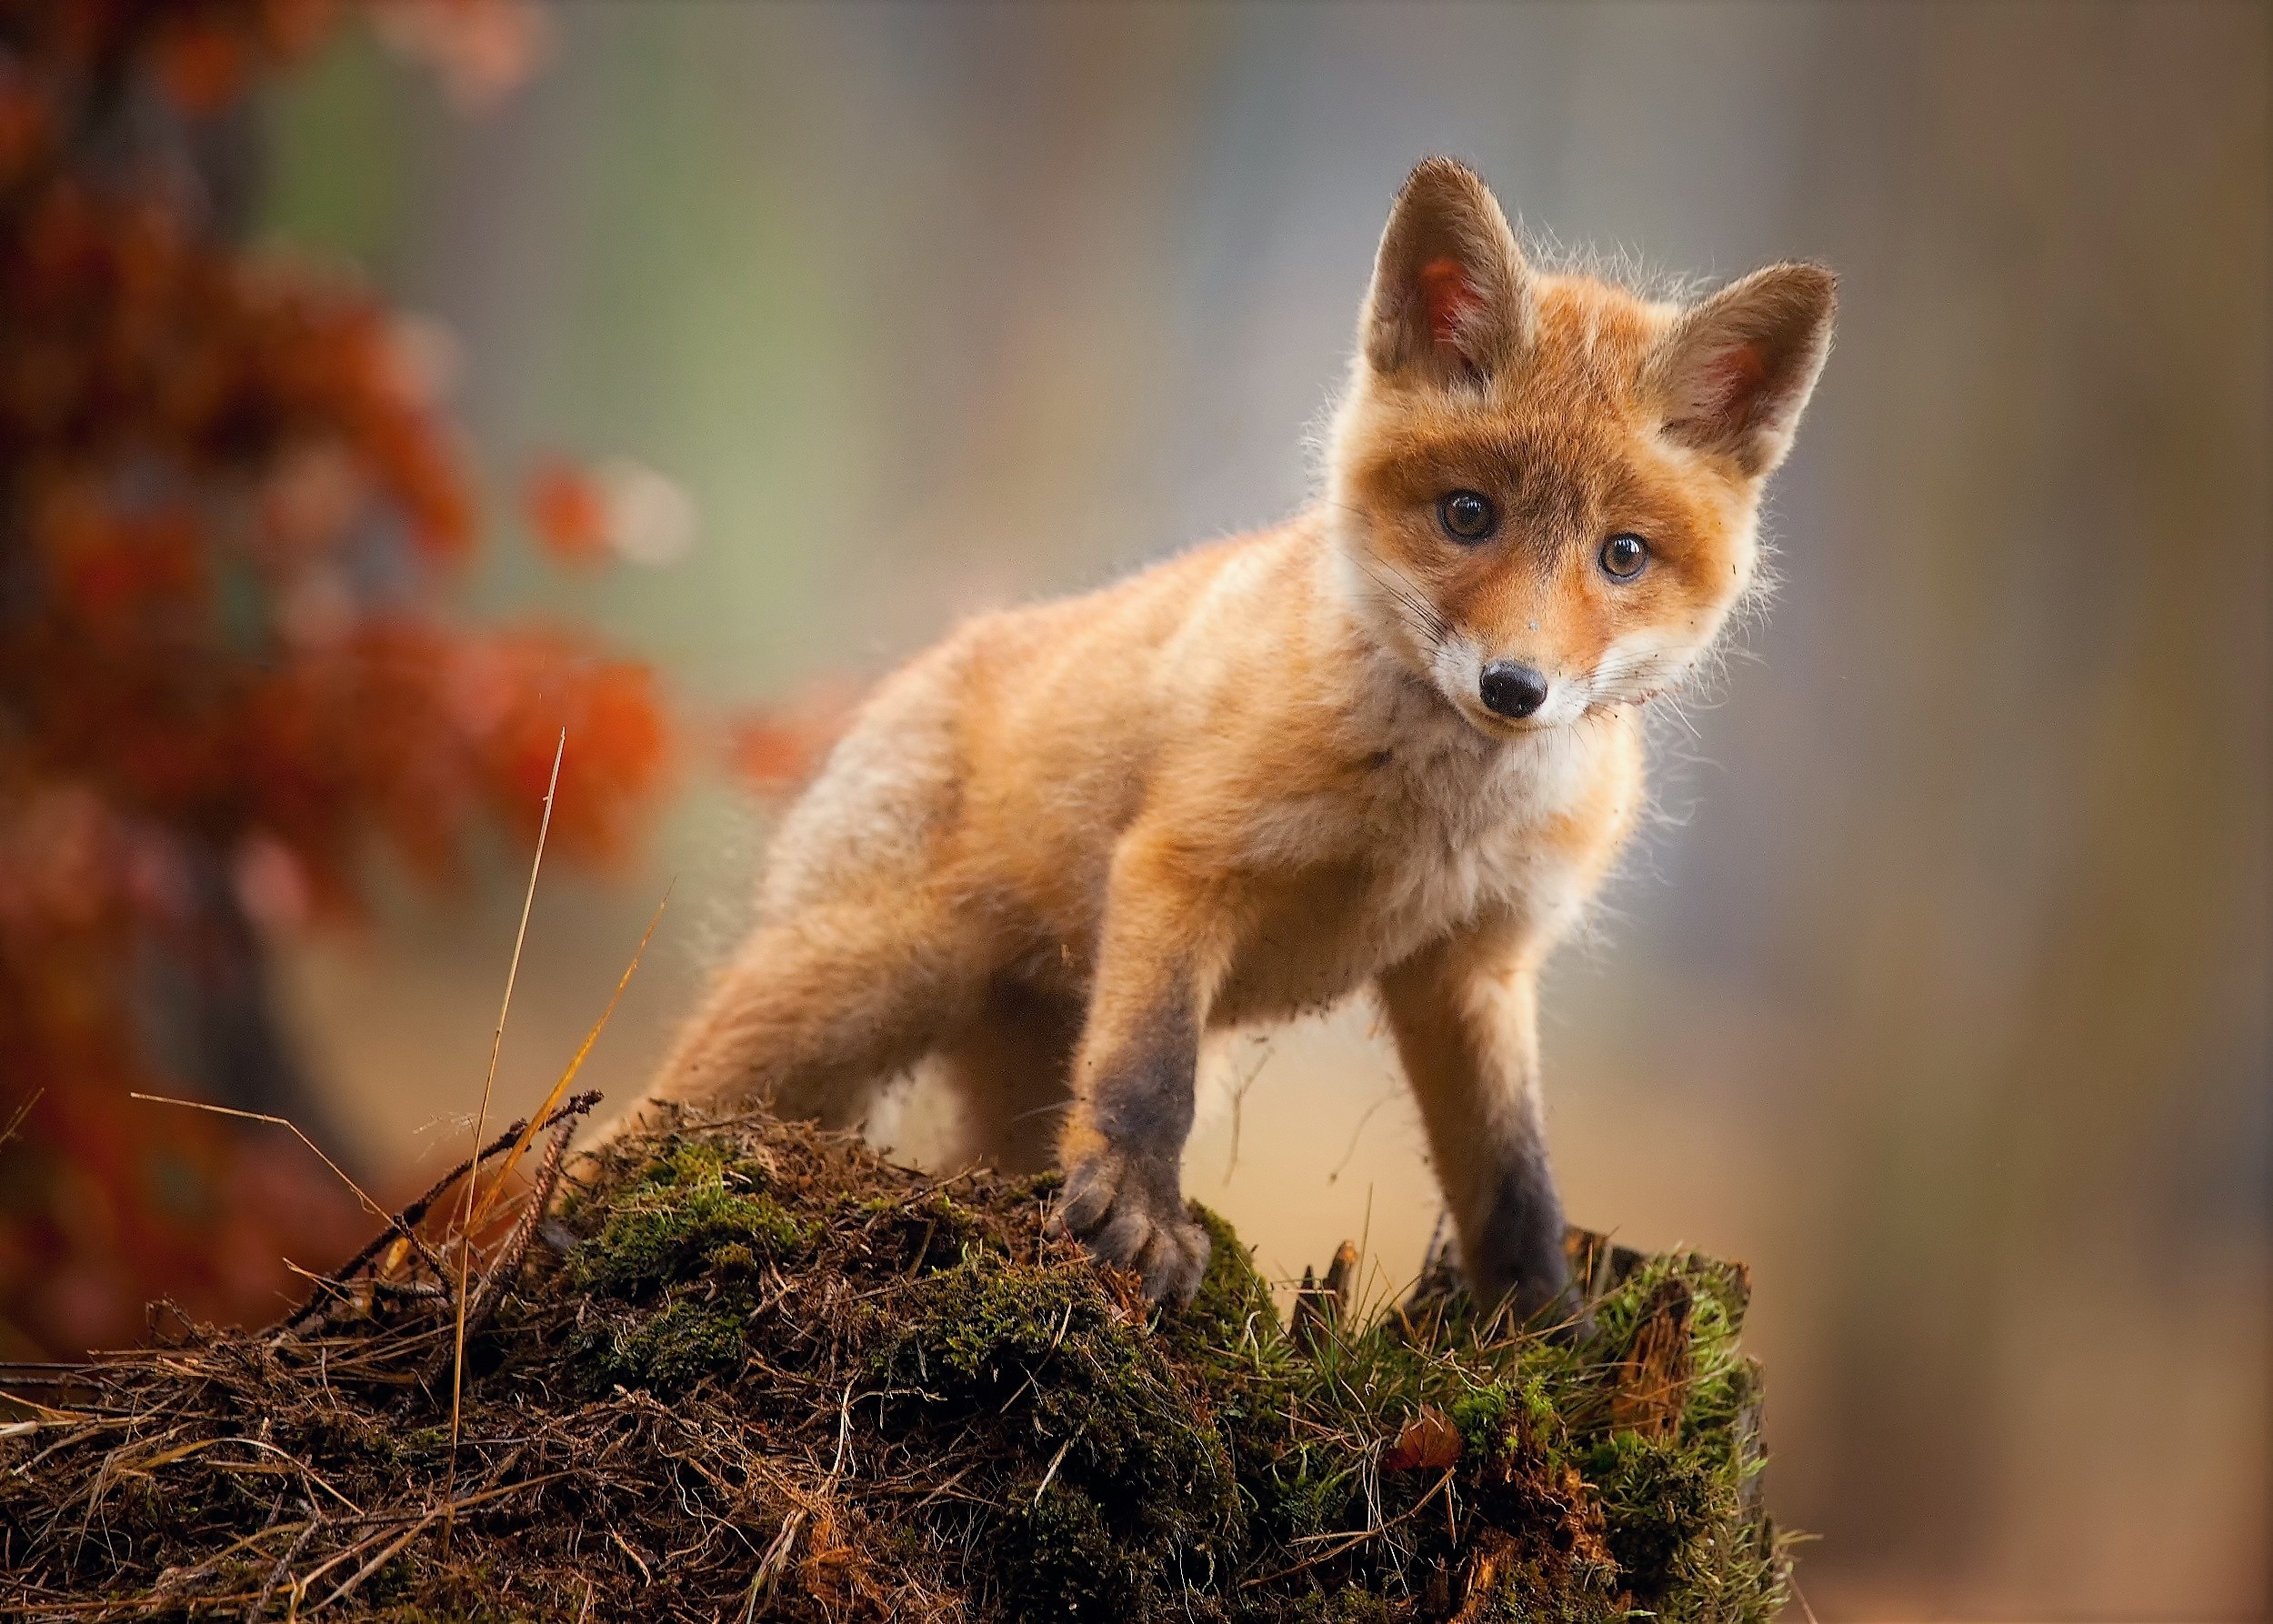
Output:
[
  {"xmin": 1051, "ymin": 1150, "xmax": 1210, "ymax": 1303},
  {"xmin": 1473, "ymin": 1228, "xmax": 1589, "ymax": 1338}
]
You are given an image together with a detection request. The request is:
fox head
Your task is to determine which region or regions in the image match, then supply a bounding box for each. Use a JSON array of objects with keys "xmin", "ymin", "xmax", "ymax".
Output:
[{"xmin": 1326, "ymin": 157, "xmax": 1835, "ymax": 738}]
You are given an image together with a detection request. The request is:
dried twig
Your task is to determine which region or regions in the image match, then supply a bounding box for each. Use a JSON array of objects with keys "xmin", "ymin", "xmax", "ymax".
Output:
[
  {"xmin": 448, "ymin": 1101, "xmax": 589, "ymax": 1356},
  {"xmin": 310, "ymin": 1456, "xmax": 546, "ymax": 1616},
  {"xmin": 127, "ymin": 1094, "xmax": 455, "ymax": 1298},
  {"xmin": 125, "ymin": 1097, "xmax": 384, "ymax": 1228},
  {"xmin": 1292, "ymin": 1240, "xmax": 1361, "ymax": 1351},
  {"xmin": 245, "ymin": 1513, "xmax": 317, "ymax": 1621}
]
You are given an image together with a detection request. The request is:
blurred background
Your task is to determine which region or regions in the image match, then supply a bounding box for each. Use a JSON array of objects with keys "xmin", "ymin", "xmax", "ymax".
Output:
[{"xmin": 1, "ymin": 2, "xmax": 2264, "ymax": 1617}]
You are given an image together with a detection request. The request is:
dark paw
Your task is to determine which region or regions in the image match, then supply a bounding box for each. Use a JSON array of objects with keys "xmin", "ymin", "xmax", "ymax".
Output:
[
  {"xmin": 1049, "ymin": 1149, "xmax": 1209, "ymax": 1303},
  {"xmin": 1469, "ymin": 1251, "xmax": 1579, "ymax": 1329},
  {"xmin": 1525, "ymin": 1277, "xmax": 1595, "ymax": 1341},
  {"xmin": 1471, "ymin": 1222, "xmax": 1595, "ymax": 1338}
]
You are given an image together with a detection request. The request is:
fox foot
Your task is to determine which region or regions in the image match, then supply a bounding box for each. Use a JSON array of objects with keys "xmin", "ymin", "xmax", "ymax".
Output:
[
  {"xmin": 1470, "ymin": 1176, "xmax": 1590, "ymax": 1337},
  {"xmin": 1477, "ymin": 1253, "xmax": 1589, "ymax": 1338},
  {"xmin": 1051, "ymin": 1148, "xmax": 1209, "ymax": 1303}
]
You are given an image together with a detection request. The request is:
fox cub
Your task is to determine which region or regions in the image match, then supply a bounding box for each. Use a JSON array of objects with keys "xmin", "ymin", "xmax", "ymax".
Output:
[{"xmin": 630, "ymin": 158, "xmax": 1834, "ymax": 1317}]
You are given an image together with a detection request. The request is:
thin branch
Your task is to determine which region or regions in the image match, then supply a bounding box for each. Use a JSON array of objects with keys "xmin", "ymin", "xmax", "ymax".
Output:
[
  {"xmin": 275, "ymin": 1090, "xmax": 596, "ymax": 1337},
  {"xmin": 1216, "ymin": 1038, "xmax": 1273, "ymax": 1188},
  {"xmin": 281, "ymin": 1123, "xmax": 520, "ymax": 1332},
  {"xmin": 1325, "ymin": 1087, "xmax": 1399, "ymax": 1185}
]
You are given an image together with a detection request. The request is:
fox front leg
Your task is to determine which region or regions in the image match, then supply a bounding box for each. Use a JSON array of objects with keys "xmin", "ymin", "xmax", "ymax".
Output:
[
  {"xmin": 1377, "ymin": 927, "xmax": 1579, "ymax": 1328},
  {"xmin": 1052, "ymin": 838, "xmax": 1233, "ymax": 1303}
]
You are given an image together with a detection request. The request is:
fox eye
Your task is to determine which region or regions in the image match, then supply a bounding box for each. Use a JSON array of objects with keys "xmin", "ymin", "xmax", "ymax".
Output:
[
  {"xmin": 1600, "ymin": 533, "xmax": 1648, "ymax": 579},
  {"xmin": 1438, "ymin": 490, "xmax": 1497, "ymax": 543}
]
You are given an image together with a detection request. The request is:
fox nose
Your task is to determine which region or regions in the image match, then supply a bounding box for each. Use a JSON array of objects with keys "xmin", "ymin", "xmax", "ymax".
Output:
[{"xmin": 1479, "ymin": 661, "xmax": 1550, "ymax": 719}]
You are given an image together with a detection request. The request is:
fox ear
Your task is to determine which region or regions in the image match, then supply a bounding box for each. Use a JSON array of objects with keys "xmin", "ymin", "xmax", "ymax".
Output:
[
  {"xmin": 1362, "ymin": 156, "xmax": 1535, "ymax": 386},
  {"xmin": 1649, "ymin": 263, "xmax": 1837, "ymax": 476}
]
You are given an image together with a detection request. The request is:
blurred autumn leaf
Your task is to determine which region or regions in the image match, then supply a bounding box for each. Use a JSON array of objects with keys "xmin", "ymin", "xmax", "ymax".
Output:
[
  {"xmin": 522, "ymin": 454, "xmax": 610, "ymax": 568},
  {"xmin": 725, "ymin": 678, "xmax": 863, "ymax": 802}
]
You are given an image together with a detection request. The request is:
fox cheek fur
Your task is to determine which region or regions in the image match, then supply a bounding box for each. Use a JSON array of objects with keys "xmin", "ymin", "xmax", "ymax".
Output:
[{"xmin": 617, "ymin": 156, "xmax": 1835, "ymax": 1319}]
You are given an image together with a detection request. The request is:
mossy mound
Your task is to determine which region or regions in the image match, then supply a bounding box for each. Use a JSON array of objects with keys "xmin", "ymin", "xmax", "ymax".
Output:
[{"xmin": 0, "ymin": 1109, "xmax": 1795, "ymax": 1620}]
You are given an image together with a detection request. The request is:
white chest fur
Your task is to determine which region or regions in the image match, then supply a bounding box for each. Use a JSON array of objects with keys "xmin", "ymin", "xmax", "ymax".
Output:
[
  {"xmin": 1357, "ymin": 688, "xmax": 1599, "ymax": 941},
  {"xmin": 1214, "ymin": 668, "xmax": 1611, "ymax": 1023}
]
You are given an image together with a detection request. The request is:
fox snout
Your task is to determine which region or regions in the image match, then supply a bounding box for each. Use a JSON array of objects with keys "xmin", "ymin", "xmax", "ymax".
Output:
[{"xmin": 1478, "ymin": 659, "xmax": 1551, "ymax": 720}]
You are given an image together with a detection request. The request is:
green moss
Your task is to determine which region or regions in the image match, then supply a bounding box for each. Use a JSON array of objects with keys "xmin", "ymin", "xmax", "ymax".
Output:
[
  {"xmin": 1586, "ymin": 1430, "xmax": 1787, "ymax": 1624},
  {"xmin": 860, "ymin": 1185, "xmax": 1001, "ymax": 1276},
  {"xmin": 1173, "ymin": 1204, "xmax": 1286, "ymax": 1358},
  {"xmin": 877, "ymin": 1249, "xmax": 1245, "ymax": 1622},
  {"xmin": 577, "ymin": 1140, "xmax": 1797, "ymax": 1619},
  {"xmin": 1004, "ymin": 1487, "xmax": 1127, "ymax": 1619},
  {"xmin": 1316, "ymin": 1590, "xmax": 1397, "ymax": 1624},
  {"xmin": 397, "ymin": 1426, "xmax": 449, "ymax": 1460},
  {"xmin": 573, "ymin": 1289, "xmax": 753, "ymax": 1393},
  {"xmin": 567, "ymin": 1138, "xmax": 811, "ymax": 1298},
  {"xmin": 1589, "ymin": 1430, "xmax": 1727, "ymax": 1590},
  {"xmin": 555, "ymin": 1138, "xmax": 818, "ymax": 1393}
]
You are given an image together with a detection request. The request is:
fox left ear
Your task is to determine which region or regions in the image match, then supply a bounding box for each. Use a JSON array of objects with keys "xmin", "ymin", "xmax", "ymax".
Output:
[
  {"xmin": 1361, "ymin": 156, "xmax": 1535, "ymax": 386},
  {"xmin": 1648, "ymin": 263, "xmax": 1837, "ymax": 476}
]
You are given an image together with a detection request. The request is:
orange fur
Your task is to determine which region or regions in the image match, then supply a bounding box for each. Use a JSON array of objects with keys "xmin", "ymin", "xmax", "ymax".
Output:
[{"xmin": 621, "ymin": 157, "xmax": 1836, "ymax": 1310}]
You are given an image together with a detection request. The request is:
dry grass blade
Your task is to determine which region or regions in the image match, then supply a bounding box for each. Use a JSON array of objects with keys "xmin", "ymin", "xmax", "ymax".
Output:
[
  {"xmin": 449, "ymin": 727, "xmax": 564, "ymax": 1494},
  {"xmin": 451, "ymin": 1108, "xmax": 581, "ymax": 1351},
  {"xmin": 125, "ymin": 1096, "xmax": 397, "ymax": 1243},
  {"xmin": 0, "ymin": 1089, "xmax": 40, "ymax": 1153},
  {"xmin": 467, "ymin": 882, "xmax": 671, "ymax": 1235},
  {"xmin": 310, "ymin": 1456, "xmax": 549, "ymax": 1616},
  {"xmin": 279, "ymin": 1094, "xmax": 593, "ymax": 1337}
]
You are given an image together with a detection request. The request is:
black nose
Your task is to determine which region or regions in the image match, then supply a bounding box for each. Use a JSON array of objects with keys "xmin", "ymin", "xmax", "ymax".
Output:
[{"xmin": 1479, "ymin": 661, "xmax": 1550, "ymax": 719}]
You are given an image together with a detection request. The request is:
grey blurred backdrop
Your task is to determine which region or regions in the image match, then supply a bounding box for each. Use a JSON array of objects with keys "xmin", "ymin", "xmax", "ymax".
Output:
[{"xmin": 261, "ymin": 4, "xmax": 2269, "ymax": 1617}]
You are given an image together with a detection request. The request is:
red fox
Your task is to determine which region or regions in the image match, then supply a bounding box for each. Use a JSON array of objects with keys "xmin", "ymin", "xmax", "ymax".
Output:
[{"xmin": 626, "ymin": 158, "xmax": 1835, "ymax": 1317}]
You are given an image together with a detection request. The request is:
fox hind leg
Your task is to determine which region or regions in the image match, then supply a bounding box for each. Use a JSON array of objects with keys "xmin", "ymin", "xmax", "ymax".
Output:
[
  {"xmin": 934, "ymin": 980, "xmax": 1082, "ymax": 1174},
  {"xmin": 632, "ymin": 887, "xmax": 989, "ymax": 1138}
]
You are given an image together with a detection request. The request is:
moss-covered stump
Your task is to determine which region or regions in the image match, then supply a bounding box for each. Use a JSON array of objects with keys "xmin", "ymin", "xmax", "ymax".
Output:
[{"xmin": 0, "ymin": 1110, "xmax": 1795, "ymax": 1621}]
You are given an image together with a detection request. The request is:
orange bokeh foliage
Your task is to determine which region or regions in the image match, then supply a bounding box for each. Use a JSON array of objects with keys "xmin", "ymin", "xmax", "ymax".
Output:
[
  {"xmin": 725, "ymin": 679, "xmax": 865, "ymax": 801},
  {"xmin": 0, "ymin": 0, "xmax": 673, "ymax": 1356},
  {"xmin": 521, "ymin": 455, "xmax": 609, "ymax": 566}
]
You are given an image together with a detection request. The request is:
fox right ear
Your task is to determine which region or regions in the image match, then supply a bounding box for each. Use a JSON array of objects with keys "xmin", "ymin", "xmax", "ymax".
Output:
[
  {"xmin": 1361, "ymin": 157, "xmax": 1535, "ymax": 386},
  {"xmin": 1647, "ymin": 263, "xmax": 1837, "ymax": 476}
]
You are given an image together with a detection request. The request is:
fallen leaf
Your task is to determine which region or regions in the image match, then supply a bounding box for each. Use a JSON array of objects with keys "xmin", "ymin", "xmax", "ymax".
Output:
[{"xmin": 1383, "ymin": 1404, "xmax": 1464, "ymax": 1472}]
